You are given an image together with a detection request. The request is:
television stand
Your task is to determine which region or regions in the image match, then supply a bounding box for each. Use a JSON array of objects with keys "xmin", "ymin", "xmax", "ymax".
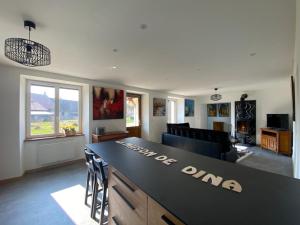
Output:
[{"xmin": 260, "ymin": 128, "xmax": 291, "ymax": 155}]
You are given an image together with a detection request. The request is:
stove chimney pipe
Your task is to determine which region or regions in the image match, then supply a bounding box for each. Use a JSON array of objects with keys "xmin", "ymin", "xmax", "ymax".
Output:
[{"xmin": 240, "ymin": 94, "xmax": 248, "ymax": 102}]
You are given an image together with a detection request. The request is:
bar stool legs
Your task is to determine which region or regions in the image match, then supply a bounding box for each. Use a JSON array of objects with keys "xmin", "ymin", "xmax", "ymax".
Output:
[
  {"xmin": 99, "ymin": 182, "xmax": 108, "ymax": 225},
  {"xmin": 84, "ymin": 170, "xmax": 94, "ymax": 205},
  {"xmin": 91, "ymin": 174, "xmax": 98, "ymax": 218},
  {"xmin": 84, "ymin": 170, "xmax": 90, "ymax": 205},
  {"xmin": 91, "ymin": 179, "xmax": 108, "ymax": 225},
  {"xmin": 91, "ymin": 156, "xmax": 109, "ymax": 225},
  {"xmin": 84, "ymin": 149, "xmax": 95, "ymax": 206}
]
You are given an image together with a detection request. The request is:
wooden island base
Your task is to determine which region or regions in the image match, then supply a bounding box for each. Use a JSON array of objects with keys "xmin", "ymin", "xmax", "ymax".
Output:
[{"xmin": 108, "ymin": 167, "xmax": 184, "ymax": 225}]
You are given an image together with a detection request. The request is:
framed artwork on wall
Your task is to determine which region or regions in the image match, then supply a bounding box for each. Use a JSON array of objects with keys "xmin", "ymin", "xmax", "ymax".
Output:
[
  {"xmin": 93, "ymin": 86, "xmax": 124, "ymax": 120},
  {"xmin": 185, "ymin": 99, "xmax": 195, "ymax": 117},
  {"xmin": 207, "ymin": 104, "xmax": 217, "ymax": 117},
  {"xmin": 153, "ymin": 98, "xmax": 166, "ymax": 116},
  {"xmin": 218, "ymin": 103, "xmax": 230, "ymax": 117}
]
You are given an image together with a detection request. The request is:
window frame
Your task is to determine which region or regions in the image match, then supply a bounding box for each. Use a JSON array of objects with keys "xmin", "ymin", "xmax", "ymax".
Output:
[{"xmin": 26, "ymin": 79, "xmax": 82, "ymax": 139}]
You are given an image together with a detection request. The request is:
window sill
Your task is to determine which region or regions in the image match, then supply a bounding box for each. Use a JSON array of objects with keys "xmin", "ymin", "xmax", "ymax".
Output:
[{"xmin": 24, "ymin": 133, "xmax": 85, "ymax": 142}]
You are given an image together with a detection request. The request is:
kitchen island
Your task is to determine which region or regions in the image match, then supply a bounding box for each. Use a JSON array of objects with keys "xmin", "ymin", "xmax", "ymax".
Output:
[{"xmin": 86, "ymin": 137, "xmax": 300, "ymax": 225}]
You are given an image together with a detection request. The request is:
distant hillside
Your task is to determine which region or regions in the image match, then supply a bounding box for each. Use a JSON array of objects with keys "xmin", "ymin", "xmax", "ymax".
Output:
[{"xmin": 31, "ymin": 93, "xmax": 78, "ymax": 112}]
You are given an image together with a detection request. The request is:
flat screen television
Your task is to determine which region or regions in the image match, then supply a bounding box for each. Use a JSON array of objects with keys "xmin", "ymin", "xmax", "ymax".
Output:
[{"xmin": 267, "ymin": 114, "xmax": 289, "ymax": 130}]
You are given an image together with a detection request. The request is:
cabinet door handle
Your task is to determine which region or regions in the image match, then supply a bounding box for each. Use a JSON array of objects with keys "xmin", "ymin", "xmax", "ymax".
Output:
[
  {"xmin": 112, "ymin": 216, "xmax": 121, "ymax": 225},
  {"xmin": 161, "ymin": 215, "xmax": 175, "ymax": 225},
  {"xmin": 112, "ymin": 185, "xmax": 135, "ymax": 210},
  {"xmin": 112, "ymin": 171, "xmax": 135, "ymax": 192}
]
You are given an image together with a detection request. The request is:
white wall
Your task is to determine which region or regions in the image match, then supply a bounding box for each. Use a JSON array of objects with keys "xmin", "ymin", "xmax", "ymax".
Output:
[
  {"xmin": 23, "ymin": 136, "xmax": 86, "ymax": 171},
  {"xmin": 0, "ymin": 64, "xmax": 184, "ymax": 180},
  {"xmin": 197, "ymin": 79, "xmax": 293, "ymax": 144},
  {"xmin": 149, "ymin": 93, "xmax": 169, "ymax": 143},
  {"xmin": 141, "ymin": 93, "xmax": 150, "ymax": 140},
  {"xmin": 173, "ymin": 97, "xmax": 200, "ymax": 128},
  {"xmin": 293, "ymin": 0, "xmax": 300, "ymax": 179},
  {"xmin": 0, "ymin": 66, "xmax": 22, "ymax": 179},
  {"xmin": 176, "ymin": 98, "xmax": 185, "ymax": 123}
]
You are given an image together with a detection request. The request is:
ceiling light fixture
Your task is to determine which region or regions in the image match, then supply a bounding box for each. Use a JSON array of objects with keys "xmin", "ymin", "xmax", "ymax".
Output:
[
  {"xmin": 140, "ymin": 24, "xmax": 148, "ymax": 30},
  {"xmin": 4, "ymin": 20, "xmax": 51, "ymax": 67},
  {"xmin": 112, "ymin": 66, "xmax": 118, "ymax": 69},
  {"xmin": 210, "ymin": 88, "xmax": 222, "ymax": 101}
]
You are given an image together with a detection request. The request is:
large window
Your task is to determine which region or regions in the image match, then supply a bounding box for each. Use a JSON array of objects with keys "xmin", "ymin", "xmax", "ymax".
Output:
[
  {"xmin": 168, "ymin": 99, "xmax": 177, "ymax": 123},
  {"xmin": 27, "ymin": 80, "xmax": 82, "ymax": 138}
]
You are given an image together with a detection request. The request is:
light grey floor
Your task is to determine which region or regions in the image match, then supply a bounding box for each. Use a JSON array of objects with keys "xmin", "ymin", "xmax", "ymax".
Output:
[
  {"xmin": 237, "ymin": 146, "xmax": 293, "ymax": 177},
  {"xmin": 0, "ymin": 162, "xmax": 97, "ymax": 225}
]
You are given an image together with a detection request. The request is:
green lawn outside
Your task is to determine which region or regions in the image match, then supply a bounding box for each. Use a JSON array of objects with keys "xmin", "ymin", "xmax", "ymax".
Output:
[
  {"xmin": 31, "ymin": 120, "xmax": 79, "ymax": 135},
  {"xmin": 126, "ymin": 116, "xmax": 134, "ymax": 124}
]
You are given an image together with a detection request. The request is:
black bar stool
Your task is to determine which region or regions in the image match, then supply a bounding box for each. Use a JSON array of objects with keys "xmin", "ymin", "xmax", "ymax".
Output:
[
  {"xmin": 84, "ymin": 148, "xmax": 95, "ymax": 206},
  {"xmin": 91, "ymin": 156, "xmax": 109, "ymax": 225}
]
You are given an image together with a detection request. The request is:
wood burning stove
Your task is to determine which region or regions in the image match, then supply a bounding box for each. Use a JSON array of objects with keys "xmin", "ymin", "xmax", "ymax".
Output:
[
  {"xmin": 235, "ymin": 96, "xmax": 256, "ymax": 145},
  {"xmin": 237, "ymin": 121, "xmax": 250, "ymax": 134}
]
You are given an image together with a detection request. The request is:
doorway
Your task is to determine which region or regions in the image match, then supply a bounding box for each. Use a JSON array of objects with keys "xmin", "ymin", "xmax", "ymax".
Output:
[{"xmin": 126, "ymin": 93, "xmax": 142, "ymax": 137}]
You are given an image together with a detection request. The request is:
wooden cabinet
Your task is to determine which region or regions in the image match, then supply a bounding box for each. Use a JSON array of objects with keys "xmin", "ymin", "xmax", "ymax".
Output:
[
  {"xmin": 213, "ymin": 122, "xmax": 224, "ymax": 132},
  {"xmin": 92, "ymin": 131, "xmax": 128, "ymax": 143},
  {"xmin": 260, "ymin": 128, "xmax": 291, "ymax": 155},
  {"xmin": 108, "ymin": 167, "xmax": 185, "ymax": 225},
  {"xmin": 108, "ymin": 167, "xmax": 147, "ymax": 225},
  {"xmin": 148, "ymin": 197, "xmax": 185, "ymax": 225}
]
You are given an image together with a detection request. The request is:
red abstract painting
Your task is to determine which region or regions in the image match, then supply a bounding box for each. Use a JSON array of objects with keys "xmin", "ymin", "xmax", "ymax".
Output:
[{"xmin": 93, "ymin": 87, "xmax": 124, "ymax": 120}]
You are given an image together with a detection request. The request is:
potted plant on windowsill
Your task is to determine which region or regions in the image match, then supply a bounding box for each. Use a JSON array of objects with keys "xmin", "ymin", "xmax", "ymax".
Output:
[{"xmin": 62, "ymin": 125, "xmax": 77, "ymax": 137}]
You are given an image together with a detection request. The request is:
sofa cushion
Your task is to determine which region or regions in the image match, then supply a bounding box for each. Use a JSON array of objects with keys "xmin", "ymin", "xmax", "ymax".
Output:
[
  {"xmin": 166, "ymin": 125, "xmax": 231, "ymax": 153},
  {"xmin": 167, "ymin": 123, "xmax": 190, "ymax": 133},
  {"xmin": 162, "ymin": 133, "xmax": 223, "ymax": 159}
]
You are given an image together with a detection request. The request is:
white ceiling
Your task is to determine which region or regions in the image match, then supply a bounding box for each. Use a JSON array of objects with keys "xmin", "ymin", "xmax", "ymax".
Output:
[{"xmin": 0, "ymin": 0, "xmax": 295, "ymax": 96}]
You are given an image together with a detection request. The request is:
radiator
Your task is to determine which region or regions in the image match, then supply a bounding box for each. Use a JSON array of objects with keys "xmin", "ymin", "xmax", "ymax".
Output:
[{"xmin": 37, "ymin": 140, "xmax": 79, "ymax": 165}]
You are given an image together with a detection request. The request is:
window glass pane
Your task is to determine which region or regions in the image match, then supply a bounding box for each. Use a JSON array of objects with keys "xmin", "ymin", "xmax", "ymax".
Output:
[
  {"xmin": 126, "ymin": 97, "xmax": 139, "ymax": 127},
  {"xmin": 59, "ymin": 88, "xmax": 80, "ymax": 133},
  {"xmin": 30, "ymin": 85, "xmax": 55, "ymax": 136}
]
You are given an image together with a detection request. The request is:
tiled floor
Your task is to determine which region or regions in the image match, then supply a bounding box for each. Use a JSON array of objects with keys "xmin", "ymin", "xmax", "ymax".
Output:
[{"xmin": 0, "ymin": 162, "xmax": 97, "ymax": 225}]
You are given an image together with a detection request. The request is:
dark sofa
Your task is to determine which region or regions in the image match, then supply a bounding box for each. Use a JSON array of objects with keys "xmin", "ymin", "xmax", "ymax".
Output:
[{"xmin": 163, "ymin": 123, "xmax": 237, "ymax": 162}]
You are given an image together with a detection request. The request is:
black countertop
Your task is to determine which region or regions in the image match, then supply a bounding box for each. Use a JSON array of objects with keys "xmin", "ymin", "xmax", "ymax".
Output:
[{"xmin": 86, "ymin": 137, "xmax": 300, "ymax": 225}]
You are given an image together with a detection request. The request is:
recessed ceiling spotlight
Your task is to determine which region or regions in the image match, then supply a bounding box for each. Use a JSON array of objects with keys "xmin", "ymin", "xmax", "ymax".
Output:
[
  {"xmin": 249, "ymin": 53, "xmax": 257, "ymax": 56},
  {"xmin": 112, "ymin": 66, "xmax": 118, "ymax": 69},
  {"xmin": 140, "ymin": 24, "xmax": 148, "ymax": 30},
  {"xmin": 113, "ymin": 49, "xmax": 118, "ymax": 53}
]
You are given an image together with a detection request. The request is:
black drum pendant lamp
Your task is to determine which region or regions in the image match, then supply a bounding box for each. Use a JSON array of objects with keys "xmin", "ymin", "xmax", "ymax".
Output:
[{"xmin": 4, "ymin": 20, "xmax": 51, "ymax": 67}]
